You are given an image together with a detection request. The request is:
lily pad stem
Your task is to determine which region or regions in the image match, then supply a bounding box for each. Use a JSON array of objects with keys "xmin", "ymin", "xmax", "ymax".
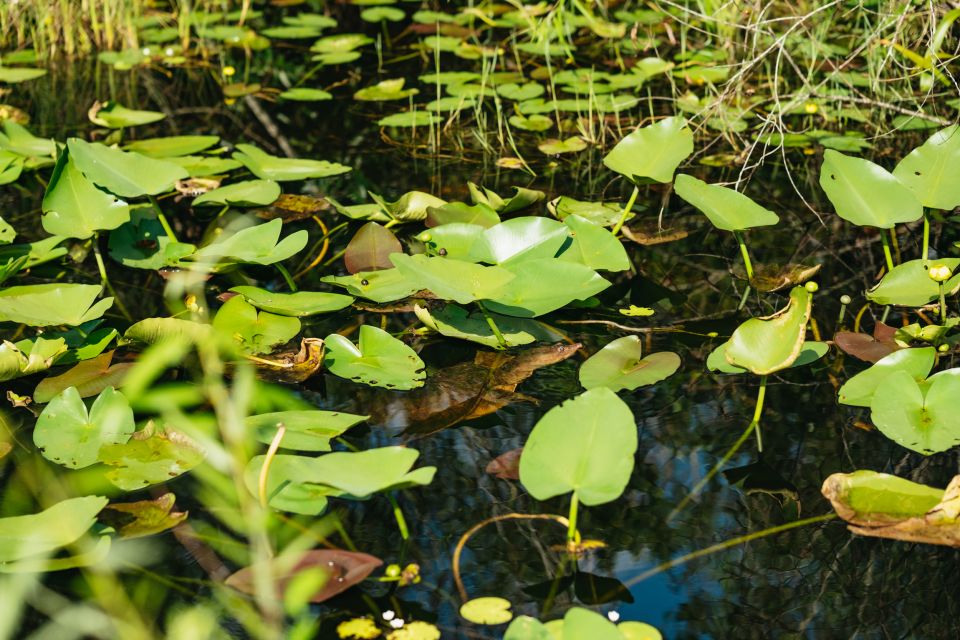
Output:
[
  {"xmin": 611, "ymin": 184, "xmax": 639, "ymax": 236},
  {"xmin": 734, "ymin": 230, "xmax": 754, "ymax": 281},
  {"xmin": 274, "ymin": 263, "xmax": 298, "ymax": 292},
  {"xmin": 148, "ymin": 195, "xmax": 179, "ymax": 243},
  {"xmin": 667, "ymin": 406, "xmax": 761, "ymax": 522},
  {"xmin": 258, "ymin": 424, "xmax": 286, "ymax": 508},
  {"xmin": 624, "ymin": 513, "xmax": 837, "ymax": 588},
  {"xmin": 922, "ymin": 212, "xmax": 930, "ymax": 267},
  {"xmin": 92, "ymin": 234, "xmax": 132, "ymax": 322},
  {"xmin": 752, "ymin": 376, "xmax": 767, "ymax": 452},
  {"xmin": 387, "ymin": 493, "xmax": 410, "ymax": 540},
  {"xmin": 939, "ymin": 282, "xmax": 947, "ymax": 324},
  {"xmin": 566, "ymin": 493, "xmax": 580, "ymax": 544},
  {"xmin": 880, "ymin": 229, "xmax": 895, "ymax": 274},
  {"xmin": 477, "ymin": 301, "xmax": 507, "ymax": 348}
]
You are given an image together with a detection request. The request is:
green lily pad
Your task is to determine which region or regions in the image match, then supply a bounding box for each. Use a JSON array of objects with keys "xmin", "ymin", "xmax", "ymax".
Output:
[
  {"xmin": 819, "ymin": 149, "xmax": 922, "ymax": 228},
  {"xmin": 34, "ymin": 386, "xmax": 134, "ymax": 469},
  {"xmin": 485, "ymin": 259, "xmax": 610, "ymax": 318},
  {"xmin": 229, "ymin": 286, "xmax": 353, "ymax": 317},
  {"xmin": 0, "ymin": 283, "xmax": 113, "ymax": 327},
  {"xmin": 0, "ymin": 67, "xmax": 47, "ymax": 83},
  {"xmin": 538, "ymin": 137, "xmax": 588, "ymax": 155},
  {"xmin": 67, "ymin": 138, "xmax": 189, "ymax": 198},
  {"xmin": 213, "ymin": 296, "xmax": 301, "ymax": 354},
  {"xmin": 99, "ymin": 429, "xmax": 205, "ymax": 490},
  {"xmin": 674, "ymin": 174, "xmax": 779, "ymax": 231},
  {"xmin": 870, "ymin": 370, "xmax": 960, "ymax": 454},
  {"xmin": 0, "ymin": 121, "xmax": 56, "ymax": 157},
  {"xmin": 867, "ymin": 258, "xmax": 960, "ymax": 306},
  {"xmin": 414, "ymin": 303, "xmax": 547, "ymax": 349},
  {"xmin": 190, "ymin": 218, "xmax": 308, "ymax": 266},
  {"xmin": 549, "ymin": 196, "xmax": 629, "ymax": 227},
  {"xmin": 123, "ymin": 135, "xmax": 220, "ymax": 158},
  {"xmin": 247, "ymin": 410, "xmax": 367, "ymax": 451},
  {"xmin": 324, "ymin": 325, "xmax": 425, "ymax": 389},
  {"xmin": 558, "ymin": 214, "xmax": 631, "ymax": 272},
  {"xmin": 579, "ymin": 336, "xmax": 681, "ymax": 392},
  {"xmin": 378, "ymin": 111, "xmax": 442, "ymax": 128},
  {"xmin": 193, "ymin": 180, "xmax": 281, "ymax": 207},
  {"xmin": 360, "ymin": 6, "xmax": 405, "ymax": 21},
  {"xmin": 278, "ymin": 88, "xmax": 333, "ymax": 101},
  {"xmin": 0, "ymin": 337, "xmax": 68, "ymax": 382},
  {"xmin": 893, "ymin": 125, "xmax": 960, "ymax": 210},
  {"xmin": 838, "ymin": 347, "xmax": 936, "ymax": 407},
  {"xmin": 42, "ymin": 151, "xmax": 131, "ymax": 240},
  {"xmin": 121, "ymin": 317, "xmax": 213, "ymax": 346},
  {"xmin": 33, "ymin": 350, "xmax": 133, "ymax": 403},
  {"xmin": 89, "ymin": 101, "xmax": 165, "ymax": 128},
  {"xmin": 0, "ymin": 496, "xmax": 107, "ymax": 564},
  {"xmin": 232, "ymin": 144, "xmax": 351, "ymax": 181},
  {"xmin": 354, "ymin": 78, "xmax": 419, "ymax": 101},
  {"xmin": 390, "ymin": 253, "xmax": 515, "ymax": 304},
  {"xmin": 320, "ymin": 268, "xmax": 419, "ymax": 303},
  {"xmin": 821, "ymin": 470, "xmax": 945, "ymax": 525},
  {"xmin": 724, "ymin": 286, "xmax": 811, "ymax": 375},
  {"xmin": 520, "ymin": 387, "xmax": 637, "ymax": 506},
  {"xmin": 603, "ymin": 116, "xmax": 693, "ymax": 183},
  {"xmin": 460, "ymin": 597, "xmax": 513, "ymax": 625}
]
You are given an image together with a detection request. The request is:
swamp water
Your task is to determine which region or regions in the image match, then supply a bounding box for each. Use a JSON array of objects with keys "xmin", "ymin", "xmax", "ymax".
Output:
[{"xmin": 2, "ymin": 12, "xmax": 960, "ymax": 640}]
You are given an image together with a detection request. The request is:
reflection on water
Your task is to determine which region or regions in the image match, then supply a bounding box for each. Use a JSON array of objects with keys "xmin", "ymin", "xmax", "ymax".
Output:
[{"xmin": 5, "ymin": 61, "xmax": 960, "ymax": 639}]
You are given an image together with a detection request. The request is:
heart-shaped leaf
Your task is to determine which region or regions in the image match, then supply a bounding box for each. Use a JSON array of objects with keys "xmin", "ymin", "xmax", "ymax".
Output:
[
  {"xmin": 893, "ymin": 125, "xmax": 960, "ymax": 210},
  {"xmin": 324, "ymin": 325, "xmax": 425, "ymax": 389},
  {"xmin": 674, "ymin": 174, "xmax": 779, "ymax": 231},
  {"xmin": 344, "ymin": 222, "xmax": 402, "ymax": 273},
  {"xmin": 34, "ymin": 386, "xmax": 135, "ymax": 469},
  {"xmin": 578, "ymin": 336, "xmax": 680, "ymax": 391},
  {"xmin": 42, "ymin": 151, "xmax": 131, "ymax": 239},
  {"xmin": 870, "ymin": 370, "xmax": 960, "ymax": 454},
  {"xmin": 67, "ymin": 138, "xmax": 189, "ymax": 198},
  {"xmin": 99, "ymin": 429, "xmax": 205, "ymax": 490},
  {"xmin": 724, "ymin": 286, "xmax": 811, "ymax": 375},
  {"xmin": 603, "ymin": 116, "xmax": 693, "ymax": 183},
  {"xmin": 213, "ymin": 296, "xmax": 301, "ymax": 354},
  {"xmin": 866, "ymin": 258, "xmax": 960, "ymax": 306},
  {"xmin": 229, "ymin": 286, "xmax": 353, "ymax": 317},
  {"xmin": 0, "ymin": 283, "xmax": 113, "ymax": 327},
  {"xmin": 819, "ymin": 149, "xmax": 922, "ymax": 228},
  {"xmin": 520, "ymin": 387, "xmax": 636, "ymax": 506}
]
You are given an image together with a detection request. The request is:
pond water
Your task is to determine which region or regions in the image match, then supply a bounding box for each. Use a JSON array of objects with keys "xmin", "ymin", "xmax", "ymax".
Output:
[{"xmin": 3, "ymin": 36, "xmax": 960, "ymax": 640}]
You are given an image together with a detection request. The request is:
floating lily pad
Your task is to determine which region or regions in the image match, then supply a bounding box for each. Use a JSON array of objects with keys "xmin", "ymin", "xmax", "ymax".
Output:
[
  {"xmin": 100, "ymin": 429, "xmax": 205, "ymax": 490},
  {"xmin": 34, "ymin": 386, "xmax": 134, "ymax": 469},
  {"xmin": 460, "ymin": 597, "xmax": 513, "ymax": 625},
  {"xmin": 193, "ymin": 179, "xmax": 281, "ymax": 207},
  {"xmin": 213, "ymin": 296, "xmax": 301, "ymax": 354},
  {"xmin": 229, "ymin": 286, "xmax": 353, "ymax": 317},
  {"xmin": 42, "ymin": 151, "xmax": 131, "ymax": 240},
  {"xmin": 603, "ymin": 116, "xmax": 693, "ymax": 183},
  {"xmin": 67, "ymin": 138, "xmax": 189, "ymax": 198},
  {"xmin": 866, "ymin": 258, "xmax": 960, "ymax": 307},
  {"xmin": 579, "ymin": 336, "xmax": 681, "ymax": 392},
  {"xmin": 354, "ymin": 78, "xmax": 419, "ymax": 101},
  {"xmin": 324, "ymin": 325, "xmax": 425, "ymax": 389},
  {"xmin": 89, "ymin": 100, "xmax": 165, "ymax": 128},
  {"xmin": 870, "ymin": 369, "xmax": 960, "ymax": 454},
  {"xmin": 232, "ymin": 144, "xmax": 351, "ymax": 181},
  {"xmin": 819, "ymin": 149, "xmax": 922, "ymax": 228},
  {"xmin": 0, "ymin": 283, "xmax": 113, "ymax": 327},
  {"xmin": 520, "ymin": 387, "xmax": 637, "ymax": 506},
  {"xmin": 724, "ymin": 286, "xmax": 811, "ymax": 375},
  {"xmin": 674, "ymin": 174, "xmax": 779, "ymax": 231},
  {"xmin": 123, "ymin": 135, "xmax": 220, "ymax": 158},
  {"xmin": 247, "ymin": 410, "xmax": 367, "ymax": 451}
]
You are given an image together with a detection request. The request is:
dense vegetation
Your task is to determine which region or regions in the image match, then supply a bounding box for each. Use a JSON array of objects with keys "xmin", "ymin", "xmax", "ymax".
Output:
[{"xmin": 1, "ymin": 1, "xmax": 960, "ymax": 638}]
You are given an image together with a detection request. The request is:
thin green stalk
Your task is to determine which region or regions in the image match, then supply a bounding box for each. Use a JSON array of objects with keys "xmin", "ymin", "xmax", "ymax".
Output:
[
  {"xmin": 275, "ymin": 263, "xmax": 297, "ymax": 292},
  {"xmin": 752, "ymin": 375, "xmax": 767, "ymax": 452},
  {"xmin": 623, "ymin": 513, "xmax": 837, "ymax": 589},
  {"xmin": 880, "ymin": 229, "xmax": 895, "ymax": 273},
  {"xmin": 148, "ymin": 195, "xmax": 179, "ymax": 243},
  {"xmin": 668, "ymin": 379, "xmax": 767, "ymax": 522},
  {"xmin": 92, "ymin": 235, "xmax": 132, "ymax": 321},
  {"xmin": 922, "ymin": 212, "xmax": 930, "ymax": 266},
  {"xmin": 611, "ymin": 184, "xmax": 639, "ymax": 235},
  {"xmin": 939, "ymin": 282, "xmax": 947, "ymax": 324},
  {"xmin": 566, "ymin": 492, "xmax": 579, "ymax": 543},
  {"xmin": 258, "ymin": 425, "xmax": 286, "ymax": 507},
  {"xmin": 734, "ymin": 230, "xmax": 754, "ymax": 280},
  {"xmin": 477, "ymin": 301, "xmax": 507, "ymax": 348},
  {"xmin": 387, "ymin": 494, "xmax": 410, "ymax": 540}
]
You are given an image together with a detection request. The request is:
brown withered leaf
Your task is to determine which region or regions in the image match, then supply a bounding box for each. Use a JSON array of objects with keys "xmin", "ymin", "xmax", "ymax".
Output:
[
  {"xmin": 621, "ymin": 219, "xmax": 690, "ymax": 245},
  {"xmin": 225, "ymin": 549, "xmax": 383, "ymax": 603},
  {"xmin": 101, "ymin": 493, "xmax": 188, "ymax": 539},
  {"xmin": 248, "ymin": 337, "xmax": 324, "ymax": 384},
  {"xmin": 341, "ymin": 343, "xmax": 581, "ymax": 438},
  {"xmin": 175, "ymin": 177, "xmax": 221, "ymax": 197},
  {"xmin": 750, "ymin": 263, "xmax": 821, "ymax": 292},
  {"xmin": 255, "ymin": 194, "xmax": 330, "ymax": 222},
  {"xmin": 823, "ymin": 472, "xmax": 960, "ymax": 547},
  {"xmin": 834, "ymin": 322, "xmax": 899, "ymax": 363},
  {"xmin": 485, "ymin": 447, "xmax": 523, "ymax": 480}
]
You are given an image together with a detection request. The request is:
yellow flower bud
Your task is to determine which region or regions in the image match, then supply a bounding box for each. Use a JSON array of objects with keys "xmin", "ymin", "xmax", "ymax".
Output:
[
  {"xmin": 804, "ymin": 102, "xmax": 818, "ymax": 114},
  {"xmin": 222, "ymin": 65, "xmax": 236, "ymax": 77},
  {"xmin": 929, "ymin": 264, "xmax": 952, "ymax": 283}
]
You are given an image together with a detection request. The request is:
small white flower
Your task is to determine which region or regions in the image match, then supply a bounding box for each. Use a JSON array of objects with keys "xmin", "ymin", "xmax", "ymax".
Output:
[
  {"xmin": 607, "ymin": 611, "xmax": 621, "ymax": 622},
  {"xmin": 382, "ymin": 610, "xmax": 395, "ymax": 621},
  {"xmin": 389, "ymin": 618, "xmax": 405, "ymax": 629}
]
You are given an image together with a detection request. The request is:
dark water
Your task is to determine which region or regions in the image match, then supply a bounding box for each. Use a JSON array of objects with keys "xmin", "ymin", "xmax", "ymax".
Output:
[{"xmin": 5, "ymin": 58, "xmax": 960, "ymax": 640}]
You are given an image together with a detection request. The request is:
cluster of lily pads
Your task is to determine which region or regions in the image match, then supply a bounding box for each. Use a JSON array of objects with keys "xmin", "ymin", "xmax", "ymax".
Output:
[{"xmin": 3, "ymin": 58, "xmax": 960, "ymax": 633}]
